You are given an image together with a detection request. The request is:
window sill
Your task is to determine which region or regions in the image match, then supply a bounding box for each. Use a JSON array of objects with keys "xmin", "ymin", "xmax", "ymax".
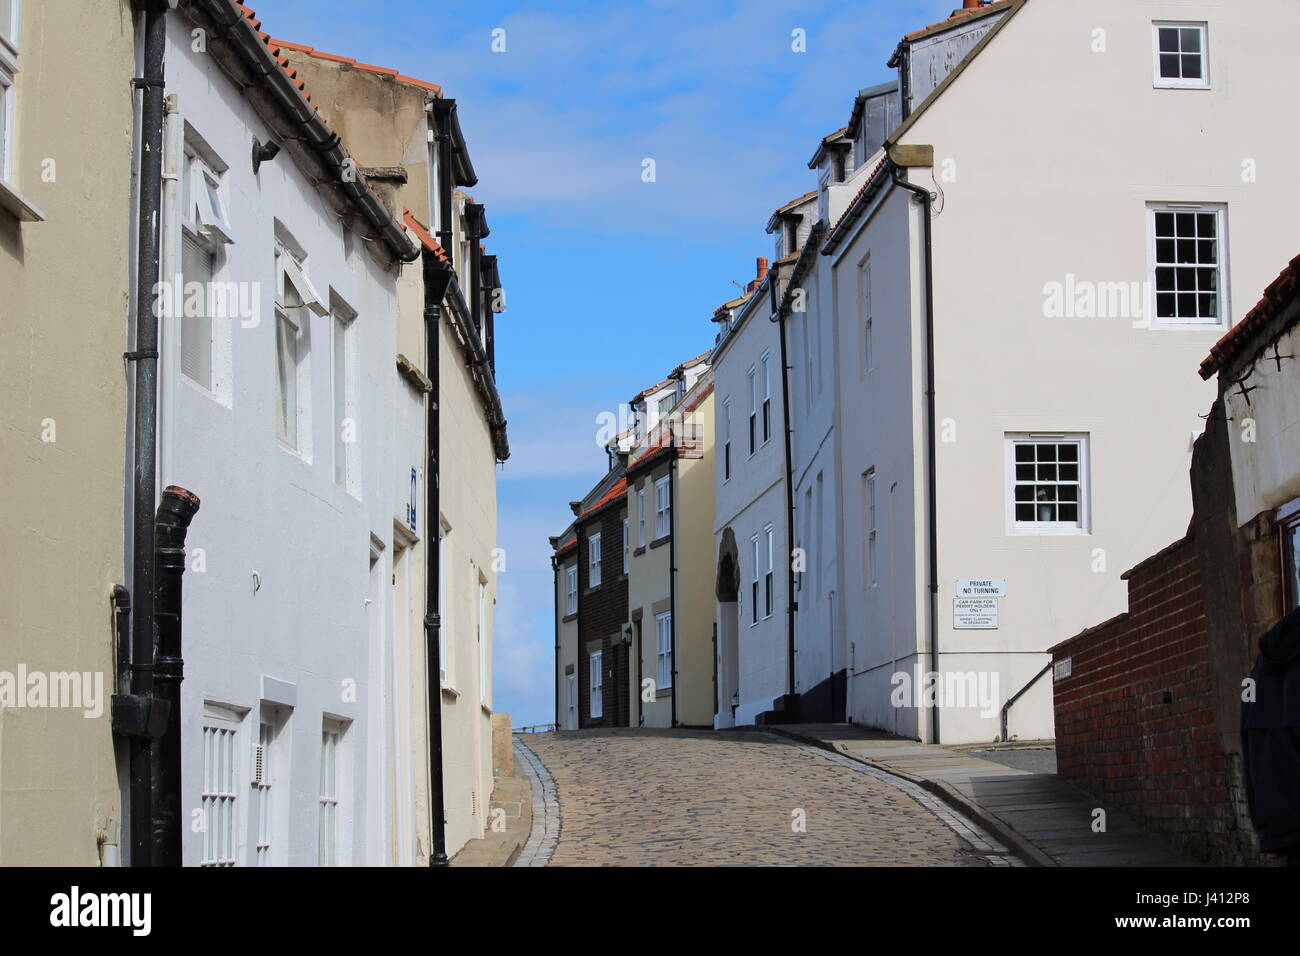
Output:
[
  {"xmin": 633, "ymin": 546, "xmax": 646, "ymax": 557},
  {"xmin": 649, "ymin": 535, "xmax": 671, "ymax": 550},
  {"xmin": 276, "ymin": 438, "xmax": 310, "ymax": 464},
  {"xmin": 1009, "ymin": 525, "xmax": 1089, "ymax": 536},
  {"xmin": 1146, "ymin": 320, "xmax": 1227, "ymax": 332},
  {"xmin": 1152, "ymin": 81, "xmax": 1211, "ymax": 91},
  {"xmin": 584, "ymin": 585, "xmax": 602, "ymax": 594},
  {"xmin": 0, "ymin": 179, "xmax": 45, "ymax": 222},
  {"xmin": 440, "ymin": 684, "xmax": 461, "ymax": 700},
  {"xmin": 561, "ymin": 612, "xmax": 577, "ymax": 624}
]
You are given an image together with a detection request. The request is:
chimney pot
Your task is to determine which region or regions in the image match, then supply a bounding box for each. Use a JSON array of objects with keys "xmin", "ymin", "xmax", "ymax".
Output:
[
  {"xmin": 756, "ymin": 257, "xmax": 769, "ymax": 280},
  {"xmin": 963, "ymin": 0, "xmax": 982, "ymax": 8}
]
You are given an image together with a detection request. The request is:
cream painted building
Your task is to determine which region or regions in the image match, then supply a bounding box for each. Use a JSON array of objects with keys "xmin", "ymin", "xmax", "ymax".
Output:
[
  {"xmin": 812, "ymin": 0, "xmax": 1300, "ymax": 744},
  {"xmin": 279, "ymin": 37, "xmax": 509, "ymax": 861},
  {"xmin": 626, "ymin": 367, "xmax": 716, "ymax": 728},
  {"xmin": 0, "ymin": 0, "xmax": 134, "ymax": 866}
]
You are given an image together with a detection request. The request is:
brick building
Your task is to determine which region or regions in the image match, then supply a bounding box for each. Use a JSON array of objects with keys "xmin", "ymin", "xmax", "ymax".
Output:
[{"xmin": 1051, "ymin": 253, "xmax": 1300, "ymax": 865}]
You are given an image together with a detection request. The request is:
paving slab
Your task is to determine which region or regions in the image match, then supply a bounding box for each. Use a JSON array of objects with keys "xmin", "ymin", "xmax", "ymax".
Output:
[{"xmin": 774, "ymin": 723, "xmax": 1199, "ymax": 867}]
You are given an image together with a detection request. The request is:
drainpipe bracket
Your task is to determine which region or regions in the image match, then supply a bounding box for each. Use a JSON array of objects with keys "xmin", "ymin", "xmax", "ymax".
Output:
[{"xmin": 111, "ymin": 694, "xmax": 171, "ymax": 739}]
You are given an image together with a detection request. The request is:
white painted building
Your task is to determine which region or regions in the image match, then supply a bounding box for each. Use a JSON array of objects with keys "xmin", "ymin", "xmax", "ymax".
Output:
[
  {"xmin": 158, "ymin": 6, "xmax": 418, "ymax": 865},
  {"xmin": 711, "ymin": 261, "xmax": 792, "ymax": 728},
  {"xmin": 810, "ymin": 0, "xmax": 1300, "ymax": 745}
]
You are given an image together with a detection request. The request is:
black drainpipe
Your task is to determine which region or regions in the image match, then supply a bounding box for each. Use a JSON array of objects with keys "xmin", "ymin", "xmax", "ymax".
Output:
[
  {"xmin": 768, "ymin": 276, "xmax": 798, "ymax": 706},
  {"xmin": 127, "ymin": 0, "xmax": 168, "ymax": 868},
  {"xmin": 891, "ymin": 164, "xmax": 940, "ymax": 745},
  {"xmin": 551, "ymin": 553, "xmax": 561, "ymax": 729},
  {"xmin": 433, "ymin": 105, "xmax": 456, "ymax": 267},
  {"xmin": 668, "ymin": 457, "xmax": 678, "ymax": 728},
  {"xmin": 422, "ymin": 249, "xmax": 450, "ymax": 866},
  {"xmin": 152, "ymin": 485, "xmax": 200, "ymax": 867}
]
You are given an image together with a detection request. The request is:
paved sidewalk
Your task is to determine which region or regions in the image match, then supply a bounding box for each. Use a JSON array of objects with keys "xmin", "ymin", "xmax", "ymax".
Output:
[
  {"xmin": 450, "ymin": 749, "xmax": 535, "ymax": 867},
  {"xmin": 771, "ymin": 724, "xmax": 1198, "ymax": 867}
]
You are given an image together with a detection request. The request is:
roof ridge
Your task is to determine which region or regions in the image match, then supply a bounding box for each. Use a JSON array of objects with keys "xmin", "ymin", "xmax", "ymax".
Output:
[{"xmin": 268, "ymin": 35, "xmax": 443, "ymax": 94}]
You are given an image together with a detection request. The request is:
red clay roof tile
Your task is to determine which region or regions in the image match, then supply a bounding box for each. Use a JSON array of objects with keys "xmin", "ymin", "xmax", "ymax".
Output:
[{"xmin": 1201, "ymin": 252, "xmax": 1300, "ymax": 379}]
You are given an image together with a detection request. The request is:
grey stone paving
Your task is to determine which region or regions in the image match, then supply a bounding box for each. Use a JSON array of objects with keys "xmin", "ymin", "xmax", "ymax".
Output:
[
  {"xmin": 512, "ymin": 737, "xmax": 560, "ymax": 867},
  {"xmin": 520, "ymin": 728, "xmax": 1014, "ymax": 866},
  {"xmin": 965, "ymin": 747, "xmax": 1058, "ymax": 775}
]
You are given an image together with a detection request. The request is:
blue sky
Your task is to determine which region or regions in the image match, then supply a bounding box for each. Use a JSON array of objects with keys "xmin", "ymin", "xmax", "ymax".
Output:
[{"xmin": 253, "ymin": 0, "xmax": 958, "ymax": 727}]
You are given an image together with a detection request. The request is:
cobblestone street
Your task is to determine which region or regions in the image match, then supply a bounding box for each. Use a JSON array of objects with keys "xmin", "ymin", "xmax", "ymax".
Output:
[{"xmin": 519, "ymin": 729, "xmax": 1009, "ymax": 866}]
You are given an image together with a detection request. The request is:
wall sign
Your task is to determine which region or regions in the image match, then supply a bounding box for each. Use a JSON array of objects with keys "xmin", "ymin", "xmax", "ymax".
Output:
[
  {"xmin": 956, "ymin": 578, "xmax": 1006, "ymax": 597},
  {"xmin": 954, "ymin": 597, "xmax": 998, "ymax": 629}
]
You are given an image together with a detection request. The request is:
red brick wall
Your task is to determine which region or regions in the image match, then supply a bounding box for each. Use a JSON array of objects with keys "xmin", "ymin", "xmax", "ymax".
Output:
[{"xmin": 1051, "ymin": 536, "xmax": 1234, "ymax": 862}]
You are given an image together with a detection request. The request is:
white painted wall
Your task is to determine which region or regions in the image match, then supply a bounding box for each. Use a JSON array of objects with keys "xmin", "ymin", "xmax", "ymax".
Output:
[
  {"xmin": 162, "ymin": 19, "xmax": 402, "ymax": 865},
  {"xmin": 712, "ymin": 290, "xmax": 788, "ymax": 727},
  {"xmin": 830, "ymin": 0, "xmax": 1300, "ymax": 745}
]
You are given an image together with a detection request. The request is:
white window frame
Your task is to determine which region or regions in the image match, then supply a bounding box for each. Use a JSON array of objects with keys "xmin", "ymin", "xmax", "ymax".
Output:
[
  {"xmin": 589, "ymin": 650, "xmax": 603, "ymax": 719},
  {"xmin": 0, "ymin": 0, "xmax": 18, "ymax": 186},
  {"xmin": 637, "ymin": 487, "xmax": 646, "ymax": 547},
  {"xmin": 760, "ymin": 352, "xmax": 772, "ymax": 445},
  {"xmin": 747, "ymin": 367, "xmax": 757, "ymax": 456},
  {"xmin": 184, "ymin": 148, "xmax": 234, "ymax": 246},
  {"xmin": 860, "ymin": 260, "xmax": 873, "ymax": 374},
  {"xmin": 654, "ymin": 475, "xmax": 671, "ymax": 539},
  {"xmin": 1153, "ymin": 22, "xmax": 1209, "ymax": 90},
  {"xmin": 201, "ymin": 704, "xmax": 242, "ymax": 867},
  {"xmin": 318, "ymin": 720, "xmax": 343, "ymax": 867},
  {"xmin": 655, "ymin": 611, "xmax": 673, "ymax": 690},
  {"xmin": 331, "ymin": 292, "xmax": 359, "ymax": 493},
  {"xmin": 438, "ymin": 524, "xmax": 450, "ymax": 683},
  {"xmin": 763, "ymin": 525, "xmax": 774, "ymax": 619},
  {"xmin": 1006, "ymin": 434, "xmax": 1091, "ymax": 535},
  {"xmin": 1147, "ymin": 202, "xmax": 1228, "ymax": 329},
  {"xmin": 865, "ymin": 469, "xmax": 877, "ymax": 587},
  {"xmin": 565, "ymin": 563, "xmax": 577, "ymax": 615},
  {"xmin": 179, "ymin": 230, "xmax": 217, "ymax": 392},
  {"xmin": 588, "ymin": 532, "xmax": 602, "ymax": 588},
  {"xmin": 621, "ymin": 517, "xmax": 629, "ymax": 574},
  {"xmin": 478, "ymin": 578, "xmax": 488, "ymax": 706},
  {"xmin": 255, "ymin": 718, "xmax": 274, "ymax": 866},
  {"xmin": 274, "ymin": 243, "xmax": 326, "ymax": 455},
  {"xmin": 722, "ymin": 398, "xmax": 732, "ymax": 482},
  {"xmin": 750, "ymin": 534, "xmax": 760, "ymax": 626}
]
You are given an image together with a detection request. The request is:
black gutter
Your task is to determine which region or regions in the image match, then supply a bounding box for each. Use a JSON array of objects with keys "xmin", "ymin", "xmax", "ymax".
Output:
[
  {"xmin": 668, "ymin": 456, "xmax": 678, "ymax": 728},
  {"xmin": 191, "ymin": 0, "xmax": 417, "ymax": 263},
  {"xmin": 890, "ymin": 164, "xmax": 940, "ymax": 745},
  {"xmin": 444, "ymin": 274, "xmax": 509, "ymax": 461},
  {"xmin": 551, "ymin": 552, "xmax": 561, "ymax": 729},
  {"xmin": 421, "ymin": 250, "xmax": 452, "ymax": 867},
  {"xmin": 429, "ymin": 98, "xmax": 477, "ymax": 260},
  {"xmin": 151, "ymin": 485, "xmax": 200, "ymax": 867},
  {"xmin": 127, "ymin": 0, "xmax": 168, "ymax": 868},
  {"xmin": 465, "ymin": 202, "xmax": 486, "ymax": 341},
  {"xmin": 482, "ymin": 254, "xmax": 499, "ymax": 375},
  {"xmin": 770, "ymin": 225, "xmax": 823, "ymax": 705}
]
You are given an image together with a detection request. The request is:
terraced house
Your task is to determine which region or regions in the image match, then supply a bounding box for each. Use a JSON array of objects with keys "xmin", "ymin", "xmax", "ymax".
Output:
[
  {"xmin": 733, "ymin": 0, "xmax": 1300, "ymax": 746},
  {"xmin": 3, "ymin": 0, "xmax": 509, "ymax": 867},
  {"xmin": 551, "ymin": 352, "xmax": 715, "ymax": 729}
]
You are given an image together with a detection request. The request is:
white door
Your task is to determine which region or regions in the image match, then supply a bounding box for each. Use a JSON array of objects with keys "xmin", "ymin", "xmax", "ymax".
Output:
[{"xmin": 566, "ymin": 674, "xmax": 576, "ymax": 730}]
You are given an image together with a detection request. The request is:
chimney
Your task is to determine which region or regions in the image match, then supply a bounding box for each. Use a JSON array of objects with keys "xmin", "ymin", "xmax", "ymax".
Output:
[
  {"xmin": 756, "ymin": 257, "xmax": 769, "ymax": 281},
  {"xmin": 963, "ymin": 0, "xmax": 983, "ymax": 8}
]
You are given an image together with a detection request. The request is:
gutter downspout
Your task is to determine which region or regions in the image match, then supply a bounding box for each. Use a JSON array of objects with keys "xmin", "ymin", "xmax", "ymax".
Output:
[
  {"xmin": 433, "ymin": 104, "xmax": 456, "ymax": 266},
  {"xmin": 127, "ymin": 0, "xmax": 168, "ymax": 867},
  {"xmin": 421, "ymin": 250, "xmax": 450, "ymax": 867},
  {"xmin": 768, "ymin": 275, "xmax": 798, "ymax": 705},
  {"xmin": 669, "ymin": 457, "xmax": 678, "ymax": 728},
  {"xmin": 151, "ymin": 486, "xmax": 200, "ymax": 867},
  {"xmin": 552, "ymin": 554, "xmax": 561, "ymax": 729},
  {"xmin": 891, "ymin": 163, "xmax": 940, "ymax": 745}
]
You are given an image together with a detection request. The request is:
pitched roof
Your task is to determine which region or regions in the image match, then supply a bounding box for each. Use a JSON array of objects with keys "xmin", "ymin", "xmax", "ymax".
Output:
[
  {"xmin": 554, "ymin": 533, "xmax": 577, "ymax": 556},
  {"xmin": 821, "ymin": 156, "xmax": 890, "ymax": 253},
  {"xmin": 579, "ymin": 476, "xmax": 628, "ymax": 521},
  {"xmin": 268, "ymin": 37, "xmax": 442, "ymax": 93},
  {"xmin": 1201, "ymin": 252, "xmax": 1300, "ymax": 379},
  {"xmin": 901, "ymin": 0, "xmax": 1013, "ymax": 43}
]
